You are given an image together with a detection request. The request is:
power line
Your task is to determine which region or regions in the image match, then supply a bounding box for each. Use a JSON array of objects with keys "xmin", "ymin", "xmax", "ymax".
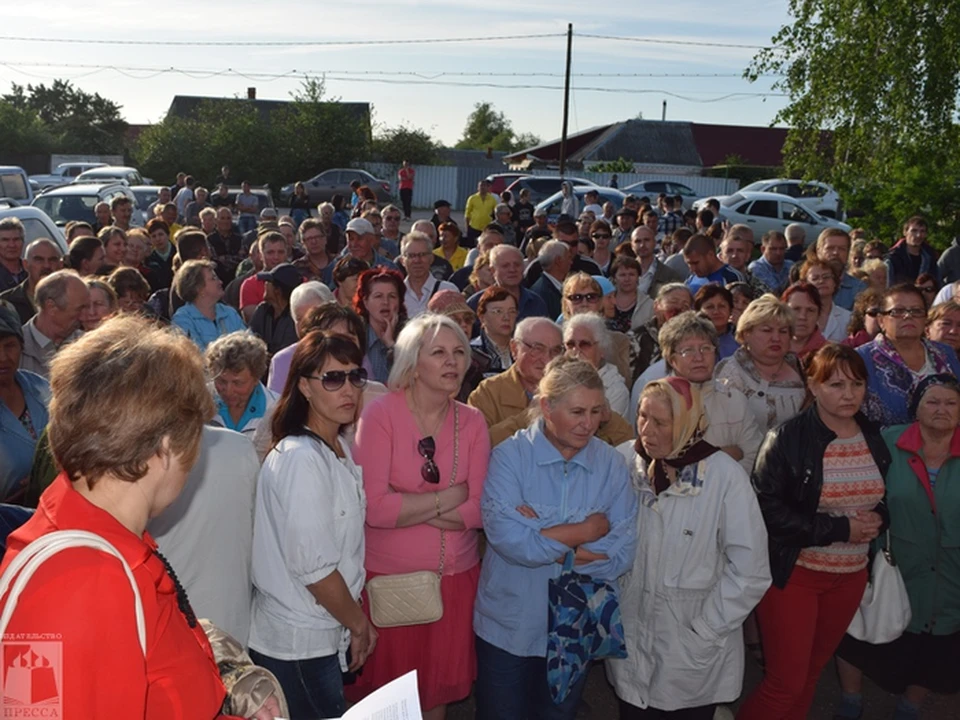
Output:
[
  {"xmin": 0, "ymin": 33, "xmax": 565, "ymax": 47},
  {"xmin": 577, "ymin": 32, "xmax": 774, "ymax": 50}
]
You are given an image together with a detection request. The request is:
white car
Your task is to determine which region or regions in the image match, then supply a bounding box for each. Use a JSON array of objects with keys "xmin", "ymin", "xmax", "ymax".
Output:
[
  {"xmin": 622, "ymin": 179, "xmax": 700, "ymax": 210},
  {"xmin": 30, "ymin": 162, "xmax": 107, "ymax": 190},
  {"xmin": 697, "ymin": 178, "xmax": 842, "ymax": 218},
  {"xmin": 710, "ymin": 191, "xmax": 850, "ymax": 241},
  {"xmin": 0, "ymin": 204, "xmax": 68, "ymax": 254}
]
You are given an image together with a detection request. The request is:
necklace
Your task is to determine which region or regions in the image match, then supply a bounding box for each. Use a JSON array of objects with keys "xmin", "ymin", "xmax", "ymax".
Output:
[
  {"xmin": 154, "ymin": 549, "xmax": 197, "ymax": 628},
  {"xmin": 410, "ymin": 390, "xmax": 448, "ymax": 438}
]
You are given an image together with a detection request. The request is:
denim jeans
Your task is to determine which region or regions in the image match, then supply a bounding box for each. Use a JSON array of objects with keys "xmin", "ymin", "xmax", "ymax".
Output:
[
  {"xmin": 238, "ymin": 214, "xmax": 257, "ymax": 235},
  {"xmin": 475, "ymin": 636, "xmax": 589, "ymax": 720},
  {"xmin": 248, "ymin": 648, "xmax": 344, "ymax": 720}
]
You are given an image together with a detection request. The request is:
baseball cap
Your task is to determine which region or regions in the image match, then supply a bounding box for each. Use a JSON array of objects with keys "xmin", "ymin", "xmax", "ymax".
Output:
[
  {"xmin": 433, "ymin": 199, "xmax": 452, "ymax": 210},
  {"xmin": 259, "ymin": 207, "xmax": 279, "ymax": 220},
  {"xmin": 428, "ymin": 290, "xmax": 475, "ymax": 319},
  {"xmin": 256, "ymin": 263, "xmax": 303, "ymax": 291},
  {"xmin": 346, "ymin": 218, "xmax": 375, "ymax": 235},
  {"xmin": 0, "ymin": 302, "xmax": 22, "ymax": 343}
]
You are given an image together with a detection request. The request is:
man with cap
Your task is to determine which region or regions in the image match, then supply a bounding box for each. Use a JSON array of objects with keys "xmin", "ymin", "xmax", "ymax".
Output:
[
  {"xmin": 430, "ymin": 199, "xmax": 453, "ymax": 232},
  {"xmin": 248, "ymin": 262, "xmax": 302, "ymax": 360},
  {"xmin": 340, "ymin": 217, "xmax": 398, "ymax": 270},
  {"xmin": 20, "ymin": 270, "xmax": 89, "ymax": 378},
  {"xmin": 401, "ymin": 232, "xmax": 458, "ymax": 318},
  {"xmin": 464, "ymin": 179, "xmax": 498, "ymax": 246},
  {"xmin": 239, "ymin": 231, "xmax": 288, "ymax": 322},
  {"xmin": 613, "ymin": 207, "xmax": 638, "ymax": 247},
  {"xmin": 0, "ymin": 239, "xmax": 63, "ymax": 324}
]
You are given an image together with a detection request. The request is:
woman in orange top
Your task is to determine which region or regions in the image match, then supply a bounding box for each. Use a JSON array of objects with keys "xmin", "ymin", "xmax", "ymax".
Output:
[{"xmin": 0, "ymin": 315, "xmax": 277, "ymax": 720}]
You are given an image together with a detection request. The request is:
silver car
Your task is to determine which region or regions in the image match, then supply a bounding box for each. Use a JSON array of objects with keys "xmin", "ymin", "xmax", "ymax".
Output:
[
  {"xmin": 32, "ymin": 183, "xmax": 144, "ymax": 229},
  {"xmin": 711, "ymin": 191, "xmax": 850, "ymax": 241}
]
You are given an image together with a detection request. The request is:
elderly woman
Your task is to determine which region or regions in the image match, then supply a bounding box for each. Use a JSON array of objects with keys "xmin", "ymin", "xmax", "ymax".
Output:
[
  {"xmin": 474, "ymin": 355, "xmax": 638, "ymax": 720},
  {"xmin": 834, "ymin": 375, "xmax": 960, "ymax": 720},
  {"xmin": 0, "ymin": 304, "xmax": 50, "ymax": 501},
  {"xmin": 81, "ymin": 278, "xmax": 117, "ymax": 331},
  {"xmin": 206, "ymin": 331, "xmax": 279, "ymax": 438},
  {"xmin": 561, "ymin": 272, "xmax": 632, "ymax": 383},
  {"xmin": 926, "ymin": 298, "xmax": 960, "ymax": 353},
  {"xmin": 464, "ymin": 254, "xmax": 494, "ymax": 298},
  {"xmin": 843, "ymin": 287, "xmax": 884, "ymax": 349},
  {"xmin": 782, "ymin": 282, "xmax": 827, "ymax": 361},
  {"xmin": 0, "ymin": 315, "xmax": 280, "ymax": 718},
  {"xmin": 435, "ymin": 221, "xmax": 468, "ymax": 271},
  {"xmin": 802, "ymin": 257, "xmax": 851, "ymax": 342},
  {"xmin": 354, "ymin": 268, "xmax": 407, "ymax": 384},
  {"xmin": 738, "ymin": 344, "xmax": 890, "ymax": 720},
  {"xmin": 97, "ymin": 225, "xmax": 127, "ymax": 269},
  {"xmin": 694, "ymin": 283, "xmax": 738, "ymax": 359},
  {"xmin": 172, "ymin": 259, "xmax": 246, "ymax": 351},
  {"xmin": 427, "ymin": 290, "xmax": 489, "ymax": 402},
  {"xmin": 609, "ymin": 377, "xmax": 770, "ymax": 718},
  {"xmin": 563, "ymin": 312, "xmax": 630, "ymax": 420},
  {"xmin": 316, "ymin": 201, "xmax": 343, "ymax": 255},
  {"xmin": 861, "ymin": 258, "xmax": 888, "ymax": 291},
  {"xmin": 473, "ymin": 286, "xmax": 517, "ymax": 374},
  {"xmin": 857, "ymin": 284, "xmax": 960, "ymax": 427},
  {"xmin": 350, "ymin": 314, "xmax": 490, "ymax": 719},
  {"xmin": 249, "ymin": 331, "xmax": 375, "ymax": 718},
  {"xmin": 715, "ymin": 293, "xmax": 806, "ymax": 433}
]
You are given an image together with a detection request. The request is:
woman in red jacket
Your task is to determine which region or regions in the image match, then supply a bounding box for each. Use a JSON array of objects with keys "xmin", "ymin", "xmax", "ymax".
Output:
[{"xmin": 0, "ymin": 315, "xmax": 276, "ymax": 719}]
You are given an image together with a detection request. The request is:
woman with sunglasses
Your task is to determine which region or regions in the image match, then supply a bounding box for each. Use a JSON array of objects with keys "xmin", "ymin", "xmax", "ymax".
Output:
[
  {"xmin": 843, "ymin": 288, "xmax": 884, "ymax": 349},
  {"xmin": 350, "ymin": 314, "xmax": 490, "ymax": 720},
  {"xmin": 563, "ymin": 313, "xmax": 630, "ymax": 421},
  {"xmin": 248, "ymin": 332, "xmax": 373, "ymax": 719},
  {"xmin": 589, "ymin": 220, "xmax": 615, "ymax": 276},
  {"xmin": 857, "ymin": 284, "xmax": 960, "ymax": 427},
  {"xmin": 561, "ymin": 272, "xmax": 633, "ymax": 384}
]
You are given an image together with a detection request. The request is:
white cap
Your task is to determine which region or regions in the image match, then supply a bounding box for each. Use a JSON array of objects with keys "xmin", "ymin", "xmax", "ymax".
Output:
[{"xmin": 346, "ymin": 217, "xmax": 375, "ymax": 235}]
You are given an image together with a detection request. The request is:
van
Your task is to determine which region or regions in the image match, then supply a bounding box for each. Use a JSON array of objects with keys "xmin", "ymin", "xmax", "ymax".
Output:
[{"xmin": 0, "ymin": 166, "xmax": 35, "ymax": 204}]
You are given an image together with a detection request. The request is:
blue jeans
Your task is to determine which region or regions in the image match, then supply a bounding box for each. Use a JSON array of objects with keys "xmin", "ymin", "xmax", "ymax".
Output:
[
  {"xmin": 238, "ymin": 214, "xmax": 257, "ymax": 235},
  {"xmin": 475, "ymin": 636, "xmax": 589, "ymax": 720},
  {"xmin": 248, "ymin": 648, "xmax": 344, "ymax": 720}
]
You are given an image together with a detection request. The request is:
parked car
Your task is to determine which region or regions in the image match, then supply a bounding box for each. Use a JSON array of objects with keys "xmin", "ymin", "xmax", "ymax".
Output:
[
  {"xmin": 622, "ymin": 179, "xmax": 700, "ymax": 210},
  {"xmin": 696, "ymin": 179, "xmax": 843, "ymax": 218},
  {"xmin": 484, "ymin": 173, "xmax": 528, "ymax": 197},
  {"xmin": 708, "ymin": 191, "xmax": 850, "ymax": 240},
  {"xmin": 131, "ymin": 185, "xmax": 165, "ymax": 224},
  {"xmin": 0, "ymin": 166, "xmax": 35, "ymax": 204},
  {"xmin": 505, "ymin": 176, "xmax": 598, "ymax": 206},
  {"xmin": 74, "ymin": 165, "xmax": 149, "ymax": 187},
  {"xmin": 0, "ymin": 204, "xmax": 67, "ymax": 254},
  {"xmin": 29, "ymin": 162, "xmax": 108, "ymax": 190},
  {"xmin": 279, "ymin": 169, "xmax": 391, "ymax": 206},
  {"xmin": 32, "ymin": 183, "xmax": 143, "ymax": 229},
  {"xmin": 535, "ymin": 187, "xmax": 627, "ymax": 224}
]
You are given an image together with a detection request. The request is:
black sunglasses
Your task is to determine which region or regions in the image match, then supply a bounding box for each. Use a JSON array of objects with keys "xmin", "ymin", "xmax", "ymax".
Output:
[
  {"xmin": 418, "ymin": 437, "xmax": 440, "ymax": 484},
  {"xmin": 591, "ymin": 233, "xmax": 612, "ymax": 240},
  {"xmin": 307, "ymin": 368, "xmax": 368, "ymax": 391},
  {"xmin": 566, "ymin": 293, "xmax": 601, "ymax": 303}
]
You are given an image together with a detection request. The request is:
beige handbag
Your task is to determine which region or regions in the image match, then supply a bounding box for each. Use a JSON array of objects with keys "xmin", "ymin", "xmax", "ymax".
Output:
[{"xmin": 366, "ymin": 404, "xmax": 459, "ymax": 628}]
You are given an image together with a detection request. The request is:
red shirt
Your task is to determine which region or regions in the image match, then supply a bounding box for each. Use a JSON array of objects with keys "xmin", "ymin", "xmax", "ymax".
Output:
[
  {"xmin": 398, "ymin": 166, "xmax": 415, "ymax": 190},
  {"xmin": 0, "ymin": 474, "xmax": 235, "ymax": 719}
]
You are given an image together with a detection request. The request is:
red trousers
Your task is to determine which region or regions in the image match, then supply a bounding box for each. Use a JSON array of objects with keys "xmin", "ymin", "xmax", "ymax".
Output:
[{"xmin": 737, "ymin": 565, "xmax": 866, "ymax": 720}]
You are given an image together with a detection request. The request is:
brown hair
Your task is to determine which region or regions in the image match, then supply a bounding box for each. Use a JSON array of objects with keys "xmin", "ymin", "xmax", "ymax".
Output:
[
  {"xmin": 300, "ymin": 303, "xmax": 367, "ymax": 355},
  {"xmin": 145, "ymin": 218, "xmax": 169, "ymax": 235},
  {"xmin": 694, "ymin": 283, "xmax": 733, "ymax": 311},
  {"xmin": 781, "ymin": 281, "xmax": 823, "ymax": 314},
  {"xmin": 806, "ymin": 342, "xmax": 867, "ymax": 385},
  {"xmin": 107, "ymin": 266, "xmax": 151, "ymax": 302},
  {"xmin": 353, "ymin": 268, "xmax": 408, "ymax": 330},
  {"xmin": 48, "ymin": 316, "xmax": 213, "ymax": 487},
  {"xmin": 801, "ymin": 257, "xmax": 842, "ymax": 287}
]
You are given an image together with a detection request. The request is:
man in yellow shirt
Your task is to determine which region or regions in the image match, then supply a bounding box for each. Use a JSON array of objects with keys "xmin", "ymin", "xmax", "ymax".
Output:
[{"xmin": 464, "ymin": 179, "xmax": 498, "ymax": 246}]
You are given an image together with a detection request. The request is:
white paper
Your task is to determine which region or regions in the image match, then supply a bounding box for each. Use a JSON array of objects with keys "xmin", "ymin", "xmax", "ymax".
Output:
[{"xmin": 342, "ymin": 670, "xmax": 422, "ymax": 720}]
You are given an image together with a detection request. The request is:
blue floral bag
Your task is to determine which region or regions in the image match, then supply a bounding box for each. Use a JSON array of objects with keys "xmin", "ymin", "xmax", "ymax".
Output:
[{"xmin": 546, "ymin": 551, "xmax": 627, "ymax": 703}]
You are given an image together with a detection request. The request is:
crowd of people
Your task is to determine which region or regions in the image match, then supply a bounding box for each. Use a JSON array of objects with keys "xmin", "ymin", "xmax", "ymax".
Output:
[{"xmin": 0, "ymin": 171, "xmax": 958, "ymax": 720}]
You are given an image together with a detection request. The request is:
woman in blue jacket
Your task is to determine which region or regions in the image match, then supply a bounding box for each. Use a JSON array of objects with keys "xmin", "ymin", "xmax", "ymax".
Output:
[{"xmin": 474, "ymin": 355, "xmax": 638, "ymax": 720}]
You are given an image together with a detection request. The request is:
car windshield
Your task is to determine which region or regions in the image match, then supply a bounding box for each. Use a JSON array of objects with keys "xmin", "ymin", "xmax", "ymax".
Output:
[
  {"xmin": 720, "ymin": 193, "xmax": 745, "ymax": 207},
  {"xmin": 132, "ymin": 190, "xmax": 157, "ymax": 210},
  {"xmin": 0, "ymin": 173, "xmax": 30, "ymax": 201},
  {"xmin": 33, "ymin": 193, "xmax": 98, "ymax": 225},
  {"xmin": 20, "ymin": 217, "xmax": 59, "ymax": 243},
  {"xmin": 739, "ymin": 181, "xmax": 769, "ymax": 193}
]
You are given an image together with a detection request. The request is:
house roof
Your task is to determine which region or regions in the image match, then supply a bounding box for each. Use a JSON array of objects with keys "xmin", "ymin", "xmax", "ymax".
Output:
[
  {"xmin": 166, "ymin": 95, "xmax": 371, "ymax": 125},
  {"xmin": 691, "ymin": 122, "xmax": 787, "ymax": 168}
]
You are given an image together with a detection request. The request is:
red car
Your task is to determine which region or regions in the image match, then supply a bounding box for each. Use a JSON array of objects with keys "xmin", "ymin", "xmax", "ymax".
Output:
[{"xmin": 484, "ymin": 173, "xmax": 528, "ymax": 197}]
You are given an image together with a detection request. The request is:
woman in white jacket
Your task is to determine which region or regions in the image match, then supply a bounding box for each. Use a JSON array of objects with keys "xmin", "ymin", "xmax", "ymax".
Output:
[
  {"xmin": 562, "ymin": 312, "xmax": 631, "ymax": 421},
  {"xmin": 608, "ymin": 377, "xmax": 771, "ymax": 718}
]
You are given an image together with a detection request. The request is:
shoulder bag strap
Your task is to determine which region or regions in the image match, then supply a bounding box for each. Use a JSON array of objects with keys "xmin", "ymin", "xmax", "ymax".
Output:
[
  {"xmin": 0, "ymin": 530, "xmax": 147, "ymax": 656},
  {"xmin": 437, "ymin": 403, "xmax": 460, "ymax": 578}
]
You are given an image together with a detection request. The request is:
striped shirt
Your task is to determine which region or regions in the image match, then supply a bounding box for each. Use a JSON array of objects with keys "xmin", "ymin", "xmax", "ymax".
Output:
[{"xmin": 796, "ymin": 433, "xmax": 885, "ymax": 574}]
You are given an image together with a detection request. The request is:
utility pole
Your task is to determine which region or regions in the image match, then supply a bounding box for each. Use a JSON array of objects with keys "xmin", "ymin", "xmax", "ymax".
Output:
[
  {"xmin": 558, "ymin": 23, "xmax": 573, "ymax": 176},
  {"xmin": 662, "ymin": 100, "xmax": 667, "ymax": 121}
]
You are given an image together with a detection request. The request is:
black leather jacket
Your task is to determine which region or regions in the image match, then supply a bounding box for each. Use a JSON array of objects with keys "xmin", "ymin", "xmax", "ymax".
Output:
[{"xmin": 752, "ymin": 405, "xmax": 891, "ymax": 588}]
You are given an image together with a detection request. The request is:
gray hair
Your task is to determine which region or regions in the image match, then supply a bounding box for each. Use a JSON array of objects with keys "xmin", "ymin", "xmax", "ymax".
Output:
[
  {"xmin": 0, "ymin": 217, "xmax": 24, "ymax": 241},
  {"xmin": 411, "ymin": 219, "xmax": 437, "ymax": 243},
  {"xmin": 387, "ymin": 313, "xmax": 470, "ymax": 391},
  {"xmin": 25, "ymin": 238, "xmax": 62, "ymax": 260},
  {"xmin": 563, "ymin": 312, "xmax": 612, "ymax": 360},
  {"xmin": 383, "ymin": 204, "xmax": 401, "ymax": 217},
  {"xmin": 534, "ymin": 355, "xmax": 604, "ymax": 413},
  {"xmin": 36, "ymin": 269, "xmax": 82, "ymax": 309},
  {"xmin": 173, "ymin": 259, "xmax": 216, "ymax": 304},
  {"xmin": 318, "ymin": 201, "xmax": 334, "ymax": 215},
  {"xmin": 538, "ymin": 239, "xmax": 569, "ymax": 270},
  {"xmin": 655, "ymin": 282, "xmax": 692, "ymax": 304},
  {"xmin": 495, "ymin": 203, "xmax": 512, "ymax": 216},
  {"xmin": 199, "ymin": 206, "xmax": 217, "ymax": 221},
  {"xmin": 290, "ymin": 281, "xmax": 334, "ymax": 326},
  {"xmin": 205, "ymin": 331, "xmax": 268, "ymax": 379},
  {"xmin": 401, "ymin": 230, "xmax": 433, "ymax": 255},
  {"xmin": 658, "ymin": 311, "xmax": 717, "ymax": 366},
  {"xmin": 514, "ymin": 316, "xmax": 562, "ymax": 344},
  {"xmin": 489, "ymin": 244, "xmax": 522, "ymax": 267},
  {"xmin": 785, "ymin": 223, "xmax": 806, "ymax": 244}
]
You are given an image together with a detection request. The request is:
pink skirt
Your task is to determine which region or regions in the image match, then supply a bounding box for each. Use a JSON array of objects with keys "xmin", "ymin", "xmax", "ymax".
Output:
[{"xmin": 346, "ymin": 564, "xmax": 480, "ymax": 711}]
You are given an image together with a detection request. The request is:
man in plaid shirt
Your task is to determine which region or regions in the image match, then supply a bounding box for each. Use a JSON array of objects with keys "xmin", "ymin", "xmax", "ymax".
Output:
[{"xmin": 657, "ymin": 196, "xmax": 684, "ymax": 237}]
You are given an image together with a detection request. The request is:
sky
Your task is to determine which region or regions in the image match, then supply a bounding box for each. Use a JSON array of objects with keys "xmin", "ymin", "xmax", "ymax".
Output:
[{"xmin": 2, "ymin": 0, "xmax": 795, "ymax": 147}]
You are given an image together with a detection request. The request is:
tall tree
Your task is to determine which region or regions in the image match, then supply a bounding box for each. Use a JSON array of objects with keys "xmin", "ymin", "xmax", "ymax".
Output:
[
  {"xmin": 456, "ymin": 102, "xmax": 540, "ymax": 152},
  {"xmin": 372, "ymin": 124, "xmax": 441, "ymax": 165},
  {"xmin": 747, "ymin": 1, "xmax": 960, "ymax": 242}
]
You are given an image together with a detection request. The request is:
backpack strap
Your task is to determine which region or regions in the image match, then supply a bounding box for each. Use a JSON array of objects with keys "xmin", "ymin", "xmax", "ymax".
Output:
[{"xmin": 0, "ymin": 530, "xmax": 146, "ymax": 656}]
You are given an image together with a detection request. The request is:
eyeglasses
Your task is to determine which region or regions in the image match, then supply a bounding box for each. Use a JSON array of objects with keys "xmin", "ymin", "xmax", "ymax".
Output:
[
  {"xmin": 306, "ymin": 367, "xmax": 369, "ymax": 391},
  {"xmin": 675, "ymin": 344, "xmax": 717, "ymax": 359},
  {"xmin": 403, "ymin": 250, "xmax": 432, "ymax": 260},
  {"xmin": 917, "ymin": 285, "xmax": 936, "ymax": 293},
  {"xmin": 881, "ymin": 307, "xmax": 926, "ymax": 319},
  {"xmin": 566, "ymin": 293, "xmax": 601, "ymax": 304},
  {"xmin": 519, "ymin": 339, "xmax": 564, "ymax": 358},
  {"xmin": 591, "ymin": 233, "xmax": 612, "ymax": 240},
  {"xmin": 485, "ymin": 307, "xmax": 518, "ymax": 317},
  {"xmin": 418, "ymin": 436, "xmax": 440, "ymax": 484},
  {"xmin": 384, "ymin": 215, "xmax": 401, "ymax": 222},
  {"xmin": 865, "ymin": 307, "xmax": 882, "ymax": 317},
  {"xmin": 565, "ymin": 339, "xmax": 597, "ymax": 351}
]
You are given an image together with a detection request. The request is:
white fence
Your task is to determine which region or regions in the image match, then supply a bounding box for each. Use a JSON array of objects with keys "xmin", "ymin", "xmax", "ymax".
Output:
[{"xmin": 360, "ymin": 162, "xmax": 739, "ymax": 210}]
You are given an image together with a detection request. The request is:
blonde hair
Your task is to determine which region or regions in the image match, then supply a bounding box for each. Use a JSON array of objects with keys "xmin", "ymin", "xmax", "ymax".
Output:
[
  {"xmin": 387, "ymin": 313, "xmax": 470, "ymax": 391},
  {"xmin": 929, "ymin": 299, "xmax": 960, "ymax": 325},
  {"xmin": 561, "ymin": 272, "xmax": 602, "ymax": 320},
  {"xmin": 535, "ymin": 355, "xmax": 604, "ymax": 411},
  {"xmin": 735, "ymin": 293, "xmax": 795, "ymax": 344}
]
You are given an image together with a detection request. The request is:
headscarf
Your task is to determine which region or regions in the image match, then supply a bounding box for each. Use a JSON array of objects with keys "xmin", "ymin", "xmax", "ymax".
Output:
[
  {"xmin": 634, "ymin": 376, "xmax": 719, "ymax": 494},
  {"xmin": 909, "ymin": 373, "xmax": 960, "ymax": 420}
]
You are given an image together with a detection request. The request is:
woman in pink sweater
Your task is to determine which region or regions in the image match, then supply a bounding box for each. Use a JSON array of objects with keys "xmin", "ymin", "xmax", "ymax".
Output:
[{"xmin": 350, "ymin": 313, "xmax": 490, "ymax": 719}]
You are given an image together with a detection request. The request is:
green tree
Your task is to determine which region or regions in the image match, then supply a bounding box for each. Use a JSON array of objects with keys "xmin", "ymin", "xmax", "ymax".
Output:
[
  {"xmin": 746, "ymin": 1, "xmax": 960, "ymax": 243},
  {"xmin": 456, "ymin": 102, "xmax": 540, "ymax": 152},
  {"xmin": 591, "ymin": 157, "xmax": 635, "ymax": 173},
  {"xmin": 3, "ymin": 80, "xmax": 127, "ymax": 154},
  {"xmin": 0, "ymin": 101, "xmax": 53, "ymax": 153},
  {"xmin": 372, "ymin": 124, "xmax": 441, "ymax": 164}
]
